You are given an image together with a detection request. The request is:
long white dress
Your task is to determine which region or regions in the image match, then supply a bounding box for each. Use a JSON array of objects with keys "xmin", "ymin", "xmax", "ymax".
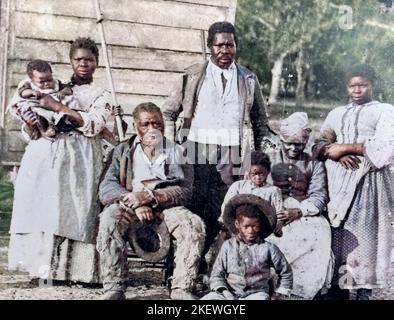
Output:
[
  {"xmin": 8, "ymin": 82, "xmax": 111, "ymax": 283},
  {"xmin": 266, "ymin": 149, "xmax": 334, "ymax": 299},
  {"xmin": 320, "ymin": 100, "xmax": 394, "ymax": 290}
]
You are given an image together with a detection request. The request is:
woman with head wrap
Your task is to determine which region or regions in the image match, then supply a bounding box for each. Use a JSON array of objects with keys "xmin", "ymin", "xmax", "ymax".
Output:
[
  {"xmin": 313, "ymin": 63, "xmax": 394, "ymax": 300},
  {"xmin": 265, "ymin": 112, "xmax": 334, "ymax": 300}
]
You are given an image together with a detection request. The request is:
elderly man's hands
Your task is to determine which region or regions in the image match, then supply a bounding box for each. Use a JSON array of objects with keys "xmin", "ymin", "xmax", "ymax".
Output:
[
  {"xmin": 120, "ymin": 191, "xmax": 153, "ymax": 209},
  {"xmin": 134, "ymin": 206, "xmax": 155, "ymax": 222},
  {"xmin": 119, "ymin": 192, "xmax": 156, "ymax": 224},
  {"xmin": 277, "ymin": 208, "xmax": 302, "ymax": 225},
  {"xmin": 117, "ymin": 204, "xmax": 154, "ymax": 228}
]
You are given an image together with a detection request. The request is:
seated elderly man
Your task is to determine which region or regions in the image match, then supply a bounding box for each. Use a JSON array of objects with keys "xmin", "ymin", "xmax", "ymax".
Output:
[{"xmin": 97, "ymin": 102, "xmax": 206, "ymax": 300}]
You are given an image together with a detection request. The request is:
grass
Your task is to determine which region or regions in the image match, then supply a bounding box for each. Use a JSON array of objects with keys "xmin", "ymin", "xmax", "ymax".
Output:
[{"xmin": 0, "ymin": 181, "xmax": 13, "ymax": 235}]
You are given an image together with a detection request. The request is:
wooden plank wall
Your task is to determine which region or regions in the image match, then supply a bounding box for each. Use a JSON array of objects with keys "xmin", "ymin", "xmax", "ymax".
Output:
[{"xmin": 0, "ymin": 0, "xmax": 237, "ymax": 164}]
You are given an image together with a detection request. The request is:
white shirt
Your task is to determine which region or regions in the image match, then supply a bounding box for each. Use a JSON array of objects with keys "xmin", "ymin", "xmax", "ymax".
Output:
[
  {"xmin": 131, "ymin": 138, "xmax": 185, "ymax": 191},
  {"xmin": 188, "ymin": 60, "xmax": 240, "ymax": 146}
]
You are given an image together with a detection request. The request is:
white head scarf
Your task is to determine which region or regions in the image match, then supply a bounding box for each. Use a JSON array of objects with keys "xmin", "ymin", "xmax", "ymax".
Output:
[{"xmin": 279, "ymin": 112, "xmax": 311, "ymax": 144}]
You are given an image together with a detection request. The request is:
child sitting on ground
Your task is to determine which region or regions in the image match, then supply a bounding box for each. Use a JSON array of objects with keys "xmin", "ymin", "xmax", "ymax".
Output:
[{"xmin": 201, "ymin": 194, "xmax": 293, "ymax": 300}]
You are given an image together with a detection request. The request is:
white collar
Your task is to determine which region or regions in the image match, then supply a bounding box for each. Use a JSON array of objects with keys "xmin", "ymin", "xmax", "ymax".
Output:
[
  {"xmin": 133, "ymin": 139, "xmax": 167, "ymax": 166},
  {"xmin": 208, "ymin": 59, "xmax": 236, "ymax": 80}
]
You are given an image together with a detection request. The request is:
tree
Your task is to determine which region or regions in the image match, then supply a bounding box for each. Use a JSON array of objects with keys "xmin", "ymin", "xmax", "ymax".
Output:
[
  {"xmin": 236, "ymin": 0, "xmax": 339, "ymax": 104},
  {"xmin": 236, "ymin": 0, "xmax": 394, "ymax": 105},
  {"xmin": 305, "ymin": 0, "xmax": 394, "ymax": 103}
]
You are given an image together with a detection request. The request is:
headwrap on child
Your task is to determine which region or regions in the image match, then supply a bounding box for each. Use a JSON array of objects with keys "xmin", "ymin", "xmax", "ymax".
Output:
[{"xmin": 279, "ymin": 112, "xmax": 311, "ymax": 144}]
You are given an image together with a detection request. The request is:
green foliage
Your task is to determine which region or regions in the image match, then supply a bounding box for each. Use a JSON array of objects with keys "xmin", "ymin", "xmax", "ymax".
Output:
[
  {"xmin": 236, "ymin": 0, "xmax": 394, "ymax": 104},
  {"xmin": 307, "ymin": 0, "xmax": 394, "ymax": 102},
  {"xmin": 236, "ymin": 0, "xmax": 337, "ymax": 86}
]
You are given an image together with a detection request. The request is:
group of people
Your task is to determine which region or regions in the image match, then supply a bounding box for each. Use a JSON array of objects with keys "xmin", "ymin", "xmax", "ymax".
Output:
[{"xmin": 7, "ymin": 21, "xmax": 394, "ymax": 301}]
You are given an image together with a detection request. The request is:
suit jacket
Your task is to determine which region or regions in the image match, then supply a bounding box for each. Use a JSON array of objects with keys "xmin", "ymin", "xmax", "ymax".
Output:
[{"xmin": 162, "ymin": 61, "xmax": 272, "ymax": 157}]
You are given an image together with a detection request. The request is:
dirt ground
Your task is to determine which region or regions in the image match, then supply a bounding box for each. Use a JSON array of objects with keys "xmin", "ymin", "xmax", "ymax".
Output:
[
  {"xmin": 0, "ymin": 236, "xmax": 171, "ymax": 300},
  {"xmin": 1, "ymin": 235, "xmax": 393, "ymax": 300}
]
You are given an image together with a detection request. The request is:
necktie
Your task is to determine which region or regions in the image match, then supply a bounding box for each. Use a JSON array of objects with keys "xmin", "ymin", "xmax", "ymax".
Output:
[{"xmin": 221, "ymin": 72, "xmax": 227, "ymax": 94}]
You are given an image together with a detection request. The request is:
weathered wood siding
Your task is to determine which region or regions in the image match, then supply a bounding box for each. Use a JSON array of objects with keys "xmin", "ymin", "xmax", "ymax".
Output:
[{"xmin": 0, "ymin": 0, "xmax": 237, "ymax": 164}]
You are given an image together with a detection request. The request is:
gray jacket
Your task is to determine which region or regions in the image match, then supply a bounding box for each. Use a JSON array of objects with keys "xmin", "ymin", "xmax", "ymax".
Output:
[
  {"xmin": 99, "ymin": 135, "xmax": 193, "ymax": 208},
  {"xmin": 210, "ymin": 237, "xmax": 293, "ymax": 298}
]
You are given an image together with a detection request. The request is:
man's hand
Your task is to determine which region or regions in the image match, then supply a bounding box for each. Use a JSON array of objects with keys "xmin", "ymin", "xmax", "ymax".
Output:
[
  {"xmin": 118, "ymin": 208, "xmax": 134, "ymax": 227},
  {"xmin": 339, "ymin": 155, "xmax": 360, "ymax": 170},
  {"xmin": 117, "ymin": 205, "xmax": 155, "ymax": 226},
  {"xmin": 134, "ymin": 206, "xmax": 155, "ymax": 222},
  {"xmin": 277, "ymin": 208, "xmax": 302, "ymax": 225},
  {"xmin": 120, "ymin": 191, "xmax": 153, "ymax": 209}
]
